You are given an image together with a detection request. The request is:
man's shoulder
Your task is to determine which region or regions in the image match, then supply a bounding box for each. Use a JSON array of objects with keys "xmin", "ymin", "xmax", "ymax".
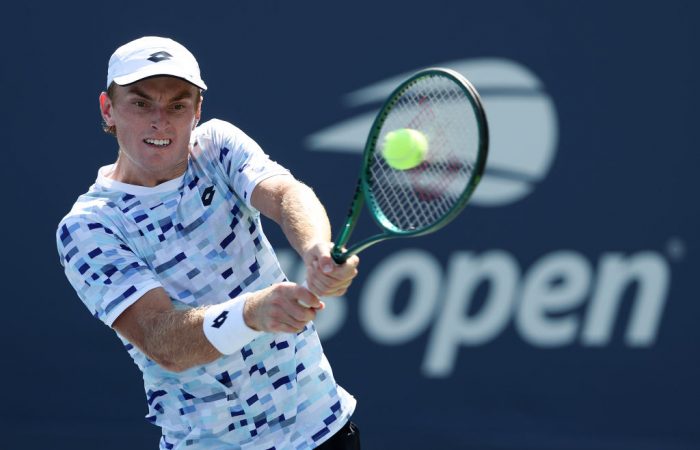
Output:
[
  {"xmin": 190, "ymin": 119, "xmax": 256, "ymax": 170},
  {"xmin": 194, "ymin": 118, "xmax": 243, "ymax": 141},
  {"xmin": 57, "ymin": 187, "xmax": 122, "ymax": 235}
]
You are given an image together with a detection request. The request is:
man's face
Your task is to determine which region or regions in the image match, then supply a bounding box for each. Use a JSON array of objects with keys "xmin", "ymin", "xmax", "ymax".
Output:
[{"xmin": 100, "ymin": 76, "xmax": 202, "ymax": 186}]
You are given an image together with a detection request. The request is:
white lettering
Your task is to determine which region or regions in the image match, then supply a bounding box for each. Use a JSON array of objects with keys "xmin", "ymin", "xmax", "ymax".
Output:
[
  {"xmin": 276, "ymin": 247, "xmax": 673, "ymax": 378},
  {"xmin": 516, "ymin": 251, "xmax": 592, "ymax": 347},
  {"xmin": 582, "ymin": 252, "xmax": 670, "ymax": 346},
  {"xmin": 360, "ymin": 249, "xmax": 441, "ymax": 344},
  {"xmin": 423, "ymin": 251, "xmax": 519, "ymax": 377}
]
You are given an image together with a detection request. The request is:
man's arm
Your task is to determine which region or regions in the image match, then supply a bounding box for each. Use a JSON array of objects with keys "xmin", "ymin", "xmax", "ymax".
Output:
[
  {"xmin": 113, "ymin": 283, "xmax": 323, "ymax": 372},
  {"xmin": 112, "ymin": 288, "xmax": 218, "ymax": 372},
  {"xmin": 251, "ymin": 174, "xmax": 359, "ymax": 298},
  {"xmin": 113, "ymin": 174, "xmax": 358, "ymax": 373}
]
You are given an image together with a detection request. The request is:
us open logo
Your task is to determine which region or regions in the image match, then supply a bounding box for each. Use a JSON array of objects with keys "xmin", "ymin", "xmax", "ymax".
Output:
[
  {"xmin": 305, "ymin": 58, "xmax": 558, "ymax": 207},
  {"xmin": 294, "ymin": 60, "xmax": 670, "ymax": 378}
]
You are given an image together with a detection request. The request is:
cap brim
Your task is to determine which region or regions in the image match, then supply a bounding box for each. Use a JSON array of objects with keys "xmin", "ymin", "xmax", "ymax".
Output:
[{"xmin": 112, "ymin": 64, "xmax": 207, "ymax": 90}]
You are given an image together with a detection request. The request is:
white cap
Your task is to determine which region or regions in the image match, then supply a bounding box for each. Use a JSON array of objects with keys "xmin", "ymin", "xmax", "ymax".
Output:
[{"xmin": 107, "ymin": 36, "xmax": 207, "ymax": 90}]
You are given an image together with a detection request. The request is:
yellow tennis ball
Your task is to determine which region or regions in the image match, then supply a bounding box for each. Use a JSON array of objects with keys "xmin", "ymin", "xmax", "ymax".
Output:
[{"xmin": 381, "ymin": 128, "xmax": 429, "ymax": 170}]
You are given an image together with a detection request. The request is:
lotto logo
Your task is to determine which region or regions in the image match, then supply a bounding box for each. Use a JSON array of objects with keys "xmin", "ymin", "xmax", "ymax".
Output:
[
  {"xmin": 148, "ymin": 51, "xmax": 172, "ymax": 63},
  {"xmin": 212, "ymin": 311, "xmax": 228, "ymax": 328},
  {"xmin": 202, "ymin": 186, "xmax": 216, "ymax": 206}
]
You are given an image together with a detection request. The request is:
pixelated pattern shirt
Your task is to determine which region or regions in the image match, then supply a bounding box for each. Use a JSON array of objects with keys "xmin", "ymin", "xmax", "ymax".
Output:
[{"xmin": 56, "ymin": 119, "xmax": 355, "ymax": 449}]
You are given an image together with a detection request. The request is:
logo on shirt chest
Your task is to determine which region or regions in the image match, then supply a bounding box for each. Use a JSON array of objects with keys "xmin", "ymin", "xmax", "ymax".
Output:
[{"xmin": 201, "ymin": 185, "xmax": 216, "ymax": 206}]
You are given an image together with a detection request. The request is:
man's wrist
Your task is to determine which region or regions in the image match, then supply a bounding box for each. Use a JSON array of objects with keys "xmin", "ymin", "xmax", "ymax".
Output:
[
  {"xmin": 241, "ymin": 296, "xmax": 260, "ymax": 331},
  {"xmin": 202, "ymin": 295, "xmax": 263, "ymax": 355}
]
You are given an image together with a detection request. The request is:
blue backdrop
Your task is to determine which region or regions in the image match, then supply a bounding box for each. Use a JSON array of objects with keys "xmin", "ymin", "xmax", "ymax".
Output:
[{"xmin": 2, "ymin": 1, "xmax": 698, "ymax": 449}]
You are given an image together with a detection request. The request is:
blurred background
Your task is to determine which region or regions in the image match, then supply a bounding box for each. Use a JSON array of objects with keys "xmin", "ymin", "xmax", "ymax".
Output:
[{"xmin": 1, "ymin": 1, "xmax": 698, "ymax": 448}]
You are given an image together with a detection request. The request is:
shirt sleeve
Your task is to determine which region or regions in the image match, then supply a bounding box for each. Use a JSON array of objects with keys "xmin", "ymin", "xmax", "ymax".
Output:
[
  {"xmin": 56, "ymin": 214, "xmax": 162, "ymax": 327},
  {"xmin": 193, "ymin": 119, "xmax": 291, "ymax": 208}
]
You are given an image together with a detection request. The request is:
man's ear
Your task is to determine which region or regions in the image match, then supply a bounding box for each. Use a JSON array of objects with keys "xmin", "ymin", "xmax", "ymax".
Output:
[
  {"xmin": 194, "ymin": 94, "xmax": 203, "ymax": 129},
  {"xmin": 100, "ymin": 92, "xmax": 115, "ymax": 127}
]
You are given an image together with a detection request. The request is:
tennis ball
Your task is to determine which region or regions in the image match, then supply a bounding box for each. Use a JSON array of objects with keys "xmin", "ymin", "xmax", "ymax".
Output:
[
  {"xmin": 381, "ymin": 128, "xmax": 429, "ymax": 170},
  {"xmin": 382, "ymin": 128, "xmax": 428, "ymax": 170}
]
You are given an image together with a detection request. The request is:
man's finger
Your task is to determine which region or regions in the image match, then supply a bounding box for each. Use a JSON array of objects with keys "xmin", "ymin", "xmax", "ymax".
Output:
[
  {"xmin": 295, "ymin": 285, "xmax": 324, "ymax": 309},
  {"xmin": 319, "ymin": 254, "xmax": 336, "ymax": 274},
  {"xmin": 287, "ymin": 302, "xmax": 317, "ymax": 323}
]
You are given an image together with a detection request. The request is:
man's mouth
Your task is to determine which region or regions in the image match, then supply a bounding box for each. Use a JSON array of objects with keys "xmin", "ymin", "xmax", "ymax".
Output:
[{"xmin": 144, "ymin": 138, "xmax": 171, "ymax": 147}]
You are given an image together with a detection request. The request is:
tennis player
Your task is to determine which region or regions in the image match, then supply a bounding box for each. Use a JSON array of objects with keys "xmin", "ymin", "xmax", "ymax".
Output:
[{"xmin": 56, "ymin": 36, "xmax": 360, "ymax": 449}]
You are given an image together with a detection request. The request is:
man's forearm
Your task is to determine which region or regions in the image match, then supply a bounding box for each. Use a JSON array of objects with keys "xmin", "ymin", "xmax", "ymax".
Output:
[
  {"xmin": 250, "ymin": 175, "xmax": 358, "ymax": 297},
  {"xmin": 117, "ymin": 284, "xmax": 320, "ymax": 373},
  {"xmin": 278, "ymin": 181, "xmax": 332, "ymax": 257},
  {"xmin": 135, "ymin": 307, "xmax": 220, "ymax": 372}
]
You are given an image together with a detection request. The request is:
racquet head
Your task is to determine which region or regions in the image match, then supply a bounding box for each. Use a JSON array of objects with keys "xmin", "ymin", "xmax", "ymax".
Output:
[
  {"xmin": 363, "ymin": 68, "xmax": 488, "ymax": 235},
  {"xmin": 332, "ymin": 68, "xmax": 488, "ymax": 263}
]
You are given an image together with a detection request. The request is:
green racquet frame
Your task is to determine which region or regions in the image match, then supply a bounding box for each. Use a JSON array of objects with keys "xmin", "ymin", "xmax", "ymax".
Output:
[{"xmin": 330, "ymin": 68, "xmax": 489, "ymax": 264}]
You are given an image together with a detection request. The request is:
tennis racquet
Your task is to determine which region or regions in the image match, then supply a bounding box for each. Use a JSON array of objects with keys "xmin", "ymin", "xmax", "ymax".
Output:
[{"xmin": 329, "ymin": 67, "xmax": 489, "ymax": 264}]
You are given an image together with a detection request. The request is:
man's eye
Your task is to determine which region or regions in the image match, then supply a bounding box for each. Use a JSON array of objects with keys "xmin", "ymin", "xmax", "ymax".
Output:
[
  {"xmin": 134, "ymin": 101, "xmax": 146, "ymax": 107},
  {"xmin": 173, "ymin": 104, "xmax": 185, "ymax": 110}
]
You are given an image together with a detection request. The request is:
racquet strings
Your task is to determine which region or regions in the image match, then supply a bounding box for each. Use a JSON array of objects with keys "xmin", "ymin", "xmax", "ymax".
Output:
[{"xmin": 367, "ymin": 73, "xmax": 480, "ymax": 233}]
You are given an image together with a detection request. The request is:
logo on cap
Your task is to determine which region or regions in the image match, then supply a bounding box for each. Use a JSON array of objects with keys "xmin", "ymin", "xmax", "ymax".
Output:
[{"xmin": 148, "ymin": 51, "xmax": 173, "ymax": 63}]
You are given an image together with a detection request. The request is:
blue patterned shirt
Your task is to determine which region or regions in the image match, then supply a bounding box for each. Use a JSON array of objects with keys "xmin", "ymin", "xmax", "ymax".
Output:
[{"xmin": 56, "ymin": 119, "xmax": 356, "ymax": 449}]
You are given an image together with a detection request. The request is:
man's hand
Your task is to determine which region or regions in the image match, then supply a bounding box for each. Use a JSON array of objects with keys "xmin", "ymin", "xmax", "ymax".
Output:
[
  {"xmin": 243, "ymin": 282, "xmax": 325, "ymax": 333},
  {"xmin": 302, "ymin": 242, "xmax": 359, "ymax": 298},
  {"xmin": 250, "ymin": 175, "xmax": 359, "ymax": 301}
]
